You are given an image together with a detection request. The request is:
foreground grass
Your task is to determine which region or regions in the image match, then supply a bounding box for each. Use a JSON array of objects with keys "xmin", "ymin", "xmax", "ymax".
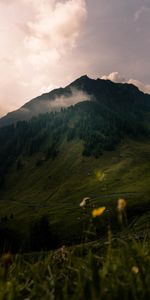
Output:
[{"xmin": 0, "ymin": 229, "xmax": 150, "ymax": 300}]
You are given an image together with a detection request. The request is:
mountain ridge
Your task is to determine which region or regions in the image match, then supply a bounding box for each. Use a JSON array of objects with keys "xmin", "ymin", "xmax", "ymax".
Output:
[{"xmin": 0, "ymin": 75, "xmax": 149, "ymax": 127}]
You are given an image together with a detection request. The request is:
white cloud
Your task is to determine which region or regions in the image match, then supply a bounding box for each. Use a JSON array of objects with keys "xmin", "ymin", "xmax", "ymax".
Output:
[
  {"xmin": 24, "ymin": 0, "xmax": 87, "ymax": 65},
  {"xmin": 18, "ymin": 88, "xmax": 91, "ymax": 116},
  {"xmin": 128, "ymin": 79, "xmax": 150, "ymax": 94},
  {"xmin": 0, "ymin": 0, "xmax": 87, "ymax": 116},
  {"xmin": 101, "ymin": 72, "xmax": 126, "ymax": 83},
  {"xmin": 49, "ymin": 88, "xmax": 90, "ymax": 109},
  {"xmin": 101, "ymin": 72, "xmax": 150, "ymax": 94}
]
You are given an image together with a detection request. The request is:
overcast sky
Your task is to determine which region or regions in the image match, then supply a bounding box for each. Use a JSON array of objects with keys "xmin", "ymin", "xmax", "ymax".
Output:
[{"xmin": 0, "ymin": 0, "xmax": 150, "ymax": 116}]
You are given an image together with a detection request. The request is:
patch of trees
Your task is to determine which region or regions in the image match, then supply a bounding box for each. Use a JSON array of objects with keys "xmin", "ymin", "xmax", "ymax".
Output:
[{"xmin": 68, "ymin": 102, "xmax": 149, "ymax": 158}]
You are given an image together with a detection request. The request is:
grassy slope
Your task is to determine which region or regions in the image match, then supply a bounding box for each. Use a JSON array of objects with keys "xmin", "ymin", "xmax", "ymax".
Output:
[{"xmin": 0, "ymin": 138, "xmax": 149, "ymax": 241}]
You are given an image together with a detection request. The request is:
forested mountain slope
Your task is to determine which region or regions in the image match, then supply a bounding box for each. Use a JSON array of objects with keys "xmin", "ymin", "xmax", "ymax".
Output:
[{"xmin": 0, "ymin": 76, "xmax": 149, "ymax": 251}]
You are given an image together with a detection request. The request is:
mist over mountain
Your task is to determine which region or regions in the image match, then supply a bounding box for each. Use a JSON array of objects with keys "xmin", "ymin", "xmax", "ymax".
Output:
[
  {"xmin": 0, "ymin": 75, "xmax": 150, "ymax": 127},
  {"xmin": 0, "ymin": 76, "xmax": 90, "ymax": 127}
]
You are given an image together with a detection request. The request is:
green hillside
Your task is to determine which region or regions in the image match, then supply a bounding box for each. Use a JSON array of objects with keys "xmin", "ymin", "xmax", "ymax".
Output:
[{"xmin": 0, "ymin": 138, "xmax": 149, "ymax": 250}]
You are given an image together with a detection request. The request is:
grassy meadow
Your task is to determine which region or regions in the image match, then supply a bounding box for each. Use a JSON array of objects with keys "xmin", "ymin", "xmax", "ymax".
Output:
[
  {"xmin": 0, "ymin": 138, "xmax": 149, "ymax": 246},
  {"xmin": 0, "ymin": 137, "xmax": 149, "ymax": 299}
]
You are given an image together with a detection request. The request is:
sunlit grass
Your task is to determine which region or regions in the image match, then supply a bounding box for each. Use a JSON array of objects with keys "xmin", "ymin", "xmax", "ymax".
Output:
[{"xmin": 95, "ymin": 170, "xmax": 105, "ymax": 182}]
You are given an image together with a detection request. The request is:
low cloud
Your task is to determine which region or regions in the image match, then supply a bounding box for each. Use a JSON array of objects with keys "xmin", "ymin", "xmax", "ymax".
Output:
[
  {"xmin": 49, "ymin": 88, "xmax": 90, "ymax": 109},
  {"xmin": 101, "ymin": 72, "xmax": 150, "ymax": 94},
  {"xmin": 0, "ymin": 87, "xmax": 91, "ymax": 121},
  {"xmin": 24, "ymin": 88, "xmax": 91, "ymax": 116}
]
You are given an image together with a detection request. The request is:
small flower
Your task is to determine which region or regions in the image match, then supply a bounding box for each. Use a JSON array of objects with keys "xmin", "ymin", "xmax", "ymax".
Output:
[
  {"xmin": 80, "ymin": 200, "xmax": 86, "ymax": 208},
  {"xmin": 1, "ymin": 252, "xmax": 12, "ymax": 269},
  {"xmin": 117, "ymin": 198, "xmax": 127, "ymax": 212},
  {"xmin": 131, "ymin": 266, "xmax": 139, "ymax": 274},
  {"xmin": 80, "ymin": 197, "xmax": 90, "ymax": 208},
  {"xmin": 92, "ymin": 207, "xmax": 106, "ymax": 218}
]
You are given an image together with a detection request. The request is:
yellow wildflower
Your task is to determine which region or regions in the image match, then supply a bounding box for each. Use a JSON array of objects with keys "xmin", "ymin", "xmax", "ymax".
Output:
[
  {"xmin": 117, "ymin": 198, "xmax": 127, "ymax": 212},
  {"xmin": 131, "ymin": 266, "xmax": 139, "ymax": 274},
  {"xmin": 92, "ymin": 207, "xmax": 106, "ymax": 218}
]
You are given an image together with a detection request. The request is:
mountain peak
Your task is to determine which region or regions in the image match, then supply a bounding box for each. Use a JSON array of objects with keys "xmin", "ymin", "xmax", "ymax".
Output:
[
  {"xmin": 68, "ymin": 74, "xmax": 91, "ymax": 88},
  {"xmin": 76, "ymin": 74, "xmax": 90, "ymax": 80}
]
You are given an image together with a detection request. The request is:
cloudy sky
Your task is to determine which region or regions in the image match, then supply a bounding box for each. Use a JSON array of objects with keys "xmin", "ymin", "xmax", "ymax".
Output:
[{"xmin": 0, "ymin": 0, "xmax": 150, "ymax": 116}]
